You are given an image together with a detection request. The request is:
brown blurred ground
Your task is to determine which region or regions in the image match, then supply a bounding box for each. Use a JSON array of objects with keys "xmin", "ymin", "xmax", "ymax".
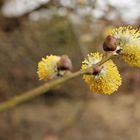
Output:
[{"xmin": 1, "ymin": 93, "xmax": 140, "ymax": 140}]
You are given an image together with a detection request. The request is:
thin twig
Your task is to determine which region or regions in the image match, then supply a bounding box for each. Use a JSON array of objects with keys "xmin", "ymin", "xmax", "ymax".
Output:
[
  {"xmin": 0, "ymin": 52, "xmax": 113, "ymax": 112},
  {"xmin": 68, "ymin": 18, "xmax": 88, "ymax": 58}
]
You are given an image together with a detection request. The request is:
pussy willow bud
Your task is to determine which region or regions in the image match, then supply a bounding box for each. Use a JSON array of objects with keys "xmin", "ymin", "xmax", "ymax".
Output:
[
  {"xmin": 81, "ymin": 52, "xmax": 122, "ymax": 94},
  {"xmin": 57, "ymin": 55, "xmax": 72, "ymax": 71},
  {"xmin": 87, "ymin": 66, "xmax": 102, "ymax": 75},
  {"xmin": 103, "ymin": 35, "xmax": 117, "ymax": 51},
  {"xmin": 93, "ymin": 66, "xmax": 102, "ymax": 75},
  {"xmin": 111, "ymin": 26, "xmax": 140, "ymax": 67}
]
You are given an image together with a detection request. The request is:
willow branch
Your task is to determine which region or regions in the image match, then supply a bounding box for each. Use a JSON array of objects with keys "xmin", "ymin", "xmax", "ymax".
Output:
[{"xmin": 0, "ymin": 52, "xmax": 114, "ymax": 112}]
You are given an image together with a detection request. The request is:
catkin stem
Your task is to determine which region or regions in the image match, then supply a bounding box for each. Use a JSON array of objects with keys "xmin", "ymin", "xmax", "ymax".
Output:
[{"xmin": 0, "ymin": 53, "xmax": 113, "ymax": 112}]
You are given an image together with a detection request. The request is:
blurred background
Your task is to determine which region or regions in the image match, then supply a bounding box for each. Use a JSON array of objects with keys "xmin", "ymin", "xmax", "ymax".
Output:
[{"xmin": 0, "ymin": 0, "xmax": 140, "ymax": 140}]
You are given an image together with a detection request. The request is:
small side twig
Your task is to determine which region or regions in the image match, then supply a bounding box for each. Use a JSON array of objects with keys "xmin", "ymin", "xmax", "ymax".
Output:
[{"xmin": 0, "ymin": 52, "xmax": 114, "ymax": 112}]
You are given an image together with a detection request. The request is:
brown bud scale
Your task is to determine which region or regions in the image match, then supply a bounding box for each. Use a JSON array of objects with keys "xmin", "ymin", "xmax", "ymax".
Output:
[
  {"xmin": 57, "ymin": 55, "xmax": 72, "ymax": 71},
  {"xmin": 103, "ymin": 35, "xmax": 117, "ymax": 51}
]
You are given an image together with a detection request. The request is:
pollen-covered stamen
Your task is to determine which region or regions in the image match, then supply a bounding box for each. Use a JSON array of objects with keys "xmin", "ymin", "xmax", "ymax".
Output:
[
  {"xmin": 37, "ymin": 54, "xmax": 73, "ymax": 80},
  {"xmin": 81, "ymin": 52, "xmax": 122, "ymax": 94},
  {"xmin": 111, "ymin": 26, "xmax": 140, "ymax": 46},
  {"xmin": 37, "ymin": 55, "xmax": 61, "ymax": 80},
  {"xmin": 111, "ymin": 26, "xmax": 140, "ymax": 67}
]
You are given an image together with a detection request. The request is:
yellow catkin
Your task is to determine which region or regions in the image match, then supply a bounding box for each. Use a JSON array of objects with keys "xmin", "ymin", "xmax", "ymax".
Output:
[
  {"xmin": 81, "ymin": 52, "xmax": 122, "ymax": 94},
  {"xmin": 111, "ymin": 26, "xmax": 140, "ymax": 67},
  {"xmin": 37, "ymin": 55, "xmax": 60, "ymax": 80}
]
